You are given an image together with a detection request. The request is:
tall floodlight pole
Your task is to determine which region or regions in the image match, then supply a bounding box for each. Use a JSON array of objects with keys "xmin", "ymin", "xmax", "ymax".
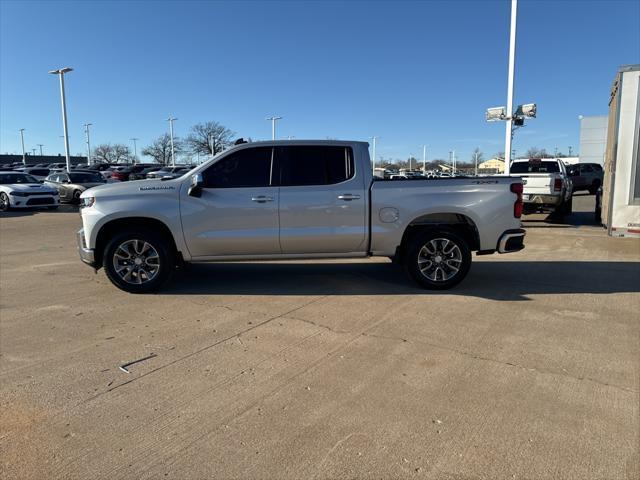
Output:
[
  {"xmin": 475, "ymin": 151, "xmax": 479, "ymax": 176},
  {"xmin": 167, "ymin": 116, "xmax": 177, "ymax": 167},
  {"xmin": 37, "ymin": 144, "xmax": 44, "ymax": 156},
  {"xmin": 19, "ymin": 129, "xmax": 26, "ymax": 165},
  {"xmin": 49, "ymin": 67, "xmax": 73, "ymax": 172},
  {"xmin": 370, "ymin": 136, "xmax": 378, "ymax": 173},
  {"xmin": 422, "ymin": 145, "xmax": 427, "ymax": 172},
  {"xmin": 266, "ymin": 116, "xmax": 282, "ymax": 140},
  {"xmin": 503, "ymin": 0, "xmax": 518, "ymax": 176},
  {"xmin": 84, "ymin": 123, "xmax": 92, "ymax": 165},
  {"xmin": 131, "ymin": 137, "xmax": 139, "ymax": 164},
  {"xmin": 453, "ymin": 150, "xmax": 456, "ymax": 175}
]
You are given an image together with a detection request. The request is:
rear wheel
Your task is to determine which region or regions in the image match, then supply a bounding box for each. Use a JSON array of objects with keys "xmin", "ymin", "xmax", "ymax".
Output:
[
  {"xmin": 404, "ymin": 229, "xmax": 472, "ymax": 290},
  {"xmin": 72, "ymin": 190, "xmax": 82, "ymax": 203},
  {"xmin": 103, "ymin": 229, "xmax": 174, "ymax": 293},
  {"xmin": 562, "ymin": 195, "xmax": 573, "ymax": 215},
  {"xmin": 588, "ymin": 180, "xmax": 601, "ymax": 195}
]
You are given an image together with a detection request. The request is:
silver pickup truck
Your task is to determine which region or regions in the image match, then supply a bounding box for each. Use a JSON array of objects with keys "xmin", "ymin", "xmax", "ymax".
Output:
[{"xmin": 77, "ymin": 140, "xmax": 525, "ymax": 293}]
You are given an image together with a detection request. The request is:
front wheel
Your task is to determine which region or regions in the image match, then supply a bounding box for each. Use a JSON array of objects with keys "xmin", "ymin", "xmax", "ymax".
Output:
[
  {"xmin": 103, "ymin": 229, "xmax": 175, "ymax": 293},
  {"xmin": 404, "ymin": 230, "xmax": 472, "ymax": 290},
  {"xmin": 0, "ymin": 192, "xmax": 10, "ymax": 212}
]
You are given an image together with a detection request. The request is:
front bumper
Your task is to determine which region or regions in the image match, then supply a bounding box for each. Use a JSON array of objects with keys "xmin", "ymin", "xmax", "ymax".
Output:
[
  {"xmin": 497, "ymin": 229, "xmax": 526, "ymax": 254},
  {"xmin": 77, "ymin": 228, "xmax": 96, "ymax": 267}
]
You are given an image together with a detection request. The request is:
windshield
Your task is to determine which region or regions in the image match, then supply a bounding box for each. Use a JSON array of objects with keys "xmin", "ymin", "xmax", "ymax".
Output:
[
  {"xmin": 511, "ymin": 161, "xmax": 560, "ymax": 174},
  {"xmin": 0, "ymin": 173, "xmax": 39, "ymax": 184},
  {"xmin": 69, "ymin": 172, "xmax": 104, "ymax": 183}
]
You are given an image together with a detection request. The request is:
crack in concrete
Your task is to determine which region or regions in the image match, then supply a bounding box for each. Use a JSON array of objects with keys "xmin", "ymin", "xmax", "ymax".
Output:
[{"xmin": 361, "ymin": 332, "xmax": 638, "ymax": 394}]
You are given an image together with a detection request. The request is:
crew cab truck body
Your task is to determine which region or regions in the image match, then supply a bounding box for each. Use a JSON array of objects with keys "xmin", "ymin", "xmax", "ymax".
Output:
[
  {"xmin": 509, "ymin": 158, "xmax": 573, "ymax": 216},
  {"xmin": 77, "ymin": 140, "xmax": 525, "ymax": 293}
]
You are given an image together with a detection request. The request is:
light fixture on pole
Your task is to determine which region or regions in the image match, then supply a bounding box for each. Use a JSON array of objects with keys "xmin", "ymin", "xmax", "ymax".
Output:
[
  {"xmin": 370, "ymin": 136, "xmax": 379, "ymax": 172},
  {"xmin": 37, "ymin": 144, "xmax": 44, "ymax": 156},
  {"xmin": 130, "ymin": 137, "xmax": 139, "ymax": 164},
  {"xmin": 167, "ymin": 116, "xmax": 177, "ymax": 167},
  {"xmin": 266, "ymin": 116, "xmax": 282, "ymax": 140},
  {"xmin": 49, "ymin": 67, "xmax": 73, "ymax": 172},
  {"xmin": 84, "ymin": 123, "xmax": 93, "ymax": 165},
  {"xmin": 19, "ymin": 129, "xmax": 26, "ymax": 165}
]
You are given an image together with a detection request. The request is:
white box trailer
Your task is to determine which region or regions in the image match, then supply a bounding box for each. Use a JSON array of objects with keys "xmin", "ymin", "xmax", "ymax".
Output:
[{"xmin": 601, "ymin": 64, "xmax": 640, "ymax": 238}]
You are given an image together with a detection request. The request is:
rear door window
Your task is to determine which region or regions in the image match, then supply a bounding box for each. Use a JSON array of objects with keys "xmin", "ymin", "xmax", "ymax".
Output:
[{"xmin": 275, "ymin": 146, "xmax": 354, "ymax": 186}]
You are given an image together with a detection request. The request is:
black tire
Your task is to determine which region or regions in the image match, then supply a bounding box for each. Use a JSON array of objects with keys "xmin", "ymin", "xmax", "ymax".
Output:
[
  {"xmin": 72, "ymin": 190, "xmax": 82, "ymax": 204},
  {"xmin": 103, "ymin": 228, "xmax": 175, "ymax": 293},
  {"xmin": 562, "ymin": 195, "xmax": 573, "ymax": 215},
  {"xmin": 0, "ymin": 192, "xmax": 10, "ymax": 212},
  {"xmin": 404, "ymin": 229, "xmax": 472, "ymax": 290},
  {"xmin": 588, "ymin": 180, "xmax": 601, "ymax": 195}
]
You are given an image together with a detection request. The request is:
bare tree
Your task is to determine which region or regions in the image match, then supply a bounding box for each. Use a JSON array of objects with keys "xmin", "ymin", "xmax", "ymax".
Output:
[
  {"xmin": 525, "ymin": 147, "xmax": 550, "ymax": 159},
  {"xmin": 185, "ymin": 121, "xmax": 235, "ymax": 156},
  {"xmin": 471, "ymin": 147, "xmax": 484, "ymax": 162},
  {"xmin": 141, "ymin": 134, "xmax": 183, "ymax": 166},
  {"xmin": 93, "ymin": 143, "xmax": 134, "ymax": 164}
]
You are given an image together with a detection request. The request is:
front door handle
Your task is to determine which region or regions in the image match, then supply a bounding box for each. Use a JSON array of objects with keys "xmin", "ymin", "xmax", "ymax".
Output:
[
  {"xmin": 251, "ymin": 196, "xmax": 274, "ymax": 203},
  {"xmin": 338, "ymin": 193, "xmax": 361, "ymax": 201}
]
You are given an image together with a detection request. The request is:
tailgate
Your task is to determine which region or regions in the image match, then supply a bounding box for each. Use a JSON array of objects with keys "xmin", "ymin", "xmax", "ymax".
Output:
[{"xmin": 517, "ymin": 174, "xmax": 557, "ymax": 195}]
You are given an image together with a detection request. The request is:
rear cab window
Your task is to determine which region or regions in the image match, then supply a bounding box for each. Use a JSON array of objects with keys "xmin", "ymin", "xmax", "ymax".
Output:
[{"xmin": 511, "ymin": 160, "xmax": 560, "ymax": 174}]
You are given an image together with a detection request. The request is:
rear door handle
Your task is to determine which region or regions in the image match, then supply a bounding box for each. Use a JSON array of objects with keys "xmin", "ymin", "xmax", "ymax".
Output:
[
  {"xmin": 338, "ymin": 194, "xmax": 361, "ymax": 201},
  {"xmin": 251, "ymin": 196, "xmax": 274, "ymax": 203}
]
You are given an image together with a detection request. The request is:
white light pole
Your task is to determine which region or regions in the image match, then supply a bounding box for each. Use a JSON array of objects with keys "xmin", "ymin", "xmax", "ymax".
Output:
[
  {"xmin": 370, "ymin": 136, "xmax": 378, "ymax": 173},
  {"xmin": 474, "ymin": 151, "xmax": 479, "ymax": 176},
  {"xmin": 37, "ymin": 144, "xmax": 44, "ymax": 156},
  {"xmin": 49, "ymin": 67, "xmax": 73, "ymax": 172},
  {"xmin": 209, "ymin": 133, "xmax": 215, "ymax": 157},
  {"xmin": 422, "ymin": 145, "xmax": 428, "ymax": 172},
  {"xmin": 503, "ymin": 0, "xmax": 518, "ymax": 176},
  {"xmin": 130, "ymin": 137, "xmax": 139, "ymax": 164},
  {"xmin": 167, "ymin": 116, "xmax": 177, "ymax": 166},
  {"xmin": 266, "ymin": 116, "xmax": 282, "ymax": 140},
  {"xmin": 19, "ymin": 129, "xmax": 26, "ymax": 165},
  {"xmin": 84, "ymin": 123, "xmax": 92, "ymax": 165},
  {"xmin": 452, "ymin": 150, "xmax": 456, "ymax": 175}
]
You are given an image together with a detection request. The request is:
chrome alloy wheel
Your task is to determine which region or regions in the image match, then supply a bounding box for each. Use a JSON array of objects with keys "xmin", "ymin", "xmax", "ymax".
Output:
[
  {"xmin": 112, "ymin": 239, "xmax": 160, "ymax": 285},
  {"xmin": 417, "ymin": 238, "xmax": 463, "ymax": 282}
]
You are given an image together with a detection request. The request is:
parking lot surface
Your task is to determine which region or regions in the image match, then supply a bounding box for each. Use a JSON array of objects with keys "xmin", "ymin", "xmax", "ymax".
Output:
[{"xmin": 1, "ymin": 195, "xmax": 638, "ymax": 480}]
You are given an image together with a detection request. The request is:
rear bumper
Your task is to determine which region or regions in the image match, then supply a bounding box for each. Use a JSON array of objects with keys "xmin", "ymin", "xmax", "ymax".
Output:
[
  {"xmin": 523, "ymin": 193, "xmax": 562, "ymax": 206},
  {"xmin": 77, "ymin": 228, "xmax": 96, "ymax": 267},
  {"xmin": 497, "ymin": 229, "xmax": 526, "ymax": 254}
]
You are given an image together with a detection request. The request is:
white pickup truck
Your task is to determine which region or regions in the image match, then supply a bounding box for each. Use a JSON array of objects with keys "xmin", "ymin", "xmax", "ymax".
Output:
[
  {"xmin": 510, "ymin": 158, "xmax": 573, "ymax": 215},
  {"xmin": 77, "ymin": 140, "xmax": 525, "ymax": 293}
]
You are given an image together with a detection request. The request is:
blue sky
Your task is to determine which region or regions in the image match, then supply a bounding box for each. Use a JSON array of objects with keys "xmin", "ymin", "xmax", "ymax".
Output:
[{"xmin": 1, "ymin": 0, "xmax": 638, "ymax": 163}]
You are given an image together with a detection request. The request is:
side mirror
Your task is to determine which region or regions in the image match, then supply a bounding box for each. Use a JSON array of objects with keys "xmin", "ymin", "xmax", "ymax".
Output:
[{"xmin": 188, "ymin": 173, "xmax": 203, "ymax": 197}]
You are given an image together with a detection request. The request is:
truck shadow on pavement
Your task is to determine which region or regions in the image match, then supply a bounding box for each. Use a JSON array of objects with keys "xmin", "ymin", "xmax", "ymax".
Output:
[{"xmin": 165, "ymin": 260, "xmax": 640, "ymax": 301}]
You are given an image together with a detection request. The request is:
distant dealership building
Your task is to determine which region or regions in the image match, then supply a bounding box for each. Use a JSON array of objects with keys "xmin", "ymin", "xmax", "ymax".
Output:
[
  {"xmin": 578, "ymin": 115, "xmax": 608, "ymax": 165},
  {"xmin": 478, "ymin": 158, "xmax": 505, "ymax": 174}
]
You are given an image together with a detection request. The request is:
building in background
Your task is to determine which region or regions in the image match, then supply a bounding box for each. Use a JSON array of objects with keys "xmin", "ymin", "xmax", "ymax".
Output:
[
  {"xmin": 478, "ymin": 158, "xmax": 505, "ymax": 174},
  {"xmin": 0, "ymin": 154, "xmax": 87, "ymax": 167},
  {"xmin": 578, "ymin": 115, "xmax": 608, "ymax": 165}
]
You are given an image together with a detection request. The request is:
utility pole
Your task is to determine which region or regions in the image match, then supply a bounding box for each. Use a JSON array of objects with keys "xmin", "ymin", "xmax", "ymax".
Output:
[
  {"xmin": 209, "ymin": 133, "xmax": 215, "ymax": 157},
  {"xmin": 37, "ymin": 144, "xmax": 44, "ymax": 156},
  {"xmin": 266, "ymin": 116, "xmax": 282, "ymax": 140},
  {"xmin": 130, "ymin": 137, "xmax": 139, "ymax": 164},
  {"xmin": 370, "ymin": 136, "xmax": 378, "ymax": 173},
  {"xmin": 568, "ymin": 145, "xmax": 573, "ymax": 156},
  {"xmin": 19, "ymin": 129, "xmax": 26, "ymax": 165},
  {"xmin": 31, "ymin": 148, "xmax": 36, "ymax": 156},
  {"xmin": 453, "ymin": 150, "xmax": 456, "ymax": 175},
  {"xmin": 503, "ymin": 0, "xmax": 518, "ymax": 176},
  {"xmin": 84, "ymin": 123, "xmax": 92, "ymax": 165},
  {"xmin": 167, "ymin": 116, "xmax": 177, "ymax": 166}
]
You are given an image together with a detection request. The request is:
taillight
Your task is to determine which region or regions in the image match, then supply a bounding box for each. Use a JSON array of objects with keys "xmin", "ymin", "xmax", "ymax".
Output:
[
  {"xmin": 554, "ymin": 178, "xmax": 562, "ymax": 192},
  {"xmin": 511, "ymin": 182, "xmax": 523, "ymax": 218}
]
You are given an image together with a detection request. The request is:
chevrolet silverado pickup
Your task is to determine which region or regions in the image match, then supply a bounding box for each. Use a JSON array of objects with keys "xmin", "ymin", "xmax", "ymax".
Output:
[{"xmin": 77, "ymin": 140, "xmax": 525, "ymax": 293}]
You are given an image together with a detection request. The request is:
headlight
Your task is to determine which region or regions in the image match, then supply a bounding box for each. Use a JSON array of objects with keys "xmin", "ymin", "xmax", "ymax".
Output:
[
  {"xmin": 80, "ymin": 196, "xmax": 95, "ymax": 208},
  {"xmin": 9, "ymin": 191, "xmax": 28, "ymax": 197}
]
